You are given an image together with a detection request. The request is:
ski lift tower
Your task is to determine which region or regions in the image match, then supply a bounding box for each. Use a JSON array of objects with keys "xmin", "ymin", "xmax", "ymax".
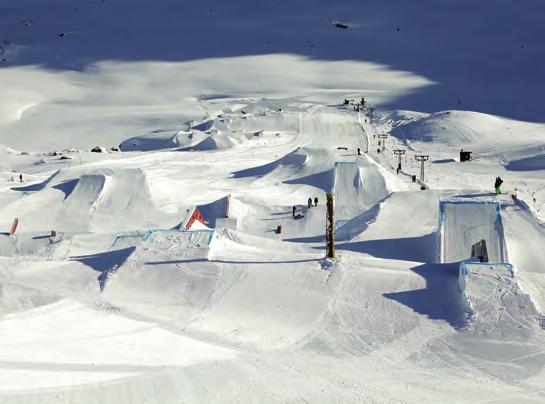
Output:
[
  {"xmin": 415, "ymin": 155, "xmax": 430, "ymax": 182},
  {"xmin": 378, "ymin": 134, "xmax": 388, "ymax": 153},
  {"xmin": 393, "ymin": 149, "xmax": 406, "ymax": 171}
]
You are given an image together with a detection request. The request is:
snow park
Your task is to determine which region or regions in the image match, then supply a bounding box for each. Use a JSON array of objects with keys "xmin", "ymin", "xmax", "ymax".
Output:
[{"xmin": 1, "ymin": 0, "xmax": 545, "ymax": 402}]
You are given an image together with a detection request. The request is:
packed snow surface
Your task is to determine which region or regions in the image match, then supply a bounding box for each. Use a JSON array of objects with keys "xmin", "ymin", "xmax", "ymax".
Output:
[{"xmin": 1, "ymin": 0, "xmax": 545, "ymax": 403}]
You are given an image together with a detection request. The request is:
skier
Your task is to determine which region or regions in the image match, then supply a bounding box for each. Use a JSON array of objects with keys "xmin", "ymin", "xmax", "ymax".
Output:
[
  {"xmin": 308, "ymin": 198, "xmax": 312, "ymax": 208},
  {"xmin": 357, "ymin": 147, "xmax": 361, "ymax": 155},
  {"xmin": 292, "ymin": 206, "xmax": 296, "ymax": 217},
  {"xmin": 314, "ymin": 197, "xmax": 318, "ymax": 207},
  {"xmin": 494, "ymin": 177, "xmax": 503, "ymax": 195},
  {"xmin": 276, "ymin": 225, "xmax": 282, "ymax": 234},
  {"xmin": 19, "ymin": 174, "xmax": 23, "ymax": 182}
]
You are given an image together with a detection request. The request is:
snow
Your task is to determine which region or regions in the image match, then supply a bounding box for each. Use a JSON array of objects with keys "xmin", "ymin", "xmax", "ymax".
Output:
[
  {"xmin": 440, "ymin": 200, "xmax": 506, "ymax": 263},
  {"xmin": 1, "ymin": 0, "xmax": 545, "ymax": 402}
]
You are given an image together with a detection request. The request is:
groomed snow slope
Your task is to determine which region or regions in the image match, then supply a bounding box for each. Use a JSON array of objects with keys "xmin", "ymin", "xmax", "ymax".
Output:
[{"xmin": 1, "ymin": 98, "xmax": 544, "ymax": 403}]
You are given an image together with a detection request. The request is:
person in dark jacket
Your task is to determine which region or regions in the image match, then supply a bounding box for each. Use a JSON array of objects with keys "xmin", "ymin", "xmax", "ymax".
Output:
[
  {"xmin": 494, "ymin": 177, "xmax": 503, "ymax": 195},
  {"xmin": 292, "ymin": 206, "xmax": 296, "ymax": 217},
  {"xmin": 314, "ymin": 197, "xmax": 318, "ymax": 207},
  {"xmin": 308, "ymin": 198, "xmax": 312, "ymax": 208}
]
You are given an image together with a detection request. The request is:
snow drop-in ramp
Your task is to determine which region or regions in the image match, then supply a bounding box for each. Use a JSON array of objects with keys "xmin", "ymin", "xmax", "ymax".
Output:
[
  {"xmin": 439, "ymin": 200, "xmax": 507, "ymax": 263},
  {"xmin": 333, "ymin": 155, "xmax": 398, "ymax": 232},
  {"xmin": 334, "ymin": 161, "xmax": 363, "ymax": 219}
]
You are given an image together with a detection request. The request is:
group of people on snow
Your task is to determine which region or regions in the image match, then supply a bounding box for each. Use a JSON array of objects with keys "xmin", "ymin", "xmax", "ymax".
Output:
[{"xmin": 289, "ymin": 197, "xmax": 319, "ymax": 219}]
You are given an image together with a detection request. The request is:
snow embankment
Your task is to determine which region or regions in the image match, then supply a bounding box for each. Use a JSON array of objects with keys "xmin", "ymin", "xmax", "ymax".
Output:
[{"xmin": 458, "ymin": 262, "xmax": 542, "ymax": 332}]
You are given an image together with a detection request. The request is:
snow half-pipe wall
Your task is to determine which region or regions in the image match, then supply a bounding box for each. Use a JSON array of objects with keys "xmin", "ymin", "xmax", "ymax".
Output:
[{"xmin": 439, "ymin": 201, "xmax": 507, "ymax": 263}]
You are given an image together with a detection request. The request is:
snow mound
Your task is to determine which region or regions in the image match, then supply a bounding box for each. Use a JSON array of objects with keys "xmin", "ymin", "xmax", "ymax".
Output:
[
  {"xmin": 56, "ymin": 174, "xmax": 108, "ymax": 232},
  {"xmin": 232, "ymin": 147, "xmax": 309, "ymax": 178},
  {"xmin": 459, "ymin": 263, "xmax": 542, "ymax": 333},
  {"xmin": 176, "ymin": 134, "xmax": 234, "ymax": 152},
  {"xmin": 119, "ymin": 130, "xmax": 184, "ymax": 151},
  {"xmin": 334, "ymin": 155, "xmax": 397, "ymax": 221},
  {"xmin": 390, "ymin": 111, "xmax": 545, "ymax": 156},
  {"xmin": 210, "ymin": 228, "xmax": 315, "ymax": 261}
]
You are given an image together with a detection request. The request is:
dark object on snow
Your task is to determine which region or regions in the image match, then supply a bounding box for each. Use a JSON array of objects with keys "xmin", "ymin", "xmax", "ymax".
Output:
[
  {"xmin": 241, "ymin": 110, "xmax": 246, "ymax": 115},
  {"xmin": 494, "ymin": 177, "xmax": 503, "ymax": 195},
  {"xmin": 420, "ymin": 185, "xmax": 426, "ymax": 190},
  {"xmin": 59, "ymin": 155, "xmax": 72, "ymax": 160},
  {"xmin": 471, "ymin": 239, "xmax": 489, "ymax": 263},
  {"xmin": 343, "ymin": 99, "xmax": 349, "ymax": 105},
  {"xmin": 308, "ymin": 198, "xmax": 313, "ymax": 208},
  {"xmin": 357, "ymin": 147, "xmax": 361, "ymax": 155},
  {"xmin": 460, "ymin": 150, "xmax": 472, "ymax": 162},
  {"xmin": 336, "ymin": 22, "xmax": 349, "ymax": 29},
  {"xmin": 275, "ymin": 225, "xmax": 282, "ymax": 234},
  {"xmin": 91, "ymin": 146, "xmax": 104, "ymax": 153},
  {"xmin": 326, "ymin": 192, "xmax": 335, "ymax": 259},
  {"xmin": 337, "ymin": 147, "xmax": 348, "ymax": 150},
  {"xmin": 292, "ymin": 206, "xmax": 296, "ymax": 217},
  {"xmin": 111, "ymin": 146, "xmax": 120, "ymax": 152},
  {"xmin": 294, "ymin": 214, "xmax": 304, "ymax": 220},
  {"xmin": 19, "ymin": 174, "xmax": 23, "ymax": 182},
  {"xmin": 412, "ymin": 175, "xmax": 417, "ymax": 183},
  {"xmin": 314, "ymin": 197, "xmax": 318, "ymax": 207},
  {"xmin": 377, "ymin": 148, "xmax": 381, "ymax": 153}
]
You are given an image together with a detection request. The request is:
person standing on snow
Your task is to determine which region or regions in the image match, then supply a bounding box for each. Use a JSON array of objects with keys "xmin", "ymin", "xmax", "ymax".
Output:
[
  {"xmin": 292, "ymin": 206, "xmax": 296, "ymax": 217},
  {"xmin": 314, "ymin": 197, "xmax": 318, "ymax": 207},
  {"xmin": 494, "ymin": 177, "xmax": 503, "ymax": 195},
  {"xmin": 308, "ymin": 198, "xmax": 312, "ymax": 208}
]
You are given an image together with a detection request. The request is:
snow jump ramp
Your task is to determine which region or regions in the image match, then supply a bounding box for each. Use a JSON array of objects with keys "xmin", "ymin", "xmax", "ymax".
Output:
[
  {"xmin": 333, "ymin": 157, "xmax": 393, "ymax": 234},
  {"xmin": 334, "ymin": 161, "xmax": 365, "ymax": 222},
  {"xmin": 458, "ymin": 261, "xmax": 543, "ymax": 329},
  {"xmin": 439, "ymin": 200, "xmax": 507, "ymax": 264}
]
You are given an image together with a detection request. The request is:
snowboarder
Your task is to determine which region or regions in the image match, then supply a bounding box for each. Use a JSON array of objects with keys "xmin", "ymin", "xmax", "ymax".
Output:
[
  {"xmin": 19, "ymin": 174, "xmax": 22, "ymax": 182},
  {"xmin": 314, "ymin": 197, "xmax": 318, "ymax": 207},
  {"xmin": 494, "ymin": 177, "xmax": 503, "ymax": 195},
  {"xmin": 292, "ymin": 206, "xmax": 296, "ymax": 217},
  {"xmin": 308, "ymin": 198, "xmax": 312, "ymax": 208}
]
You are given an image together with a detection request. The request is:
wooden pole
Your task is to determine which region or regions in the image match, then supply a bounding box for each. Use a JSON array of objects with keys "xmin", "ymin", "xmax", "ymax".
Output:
[{"xmin": 326, "ymin": 192, "xmax": 335, "ymax": 259}]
